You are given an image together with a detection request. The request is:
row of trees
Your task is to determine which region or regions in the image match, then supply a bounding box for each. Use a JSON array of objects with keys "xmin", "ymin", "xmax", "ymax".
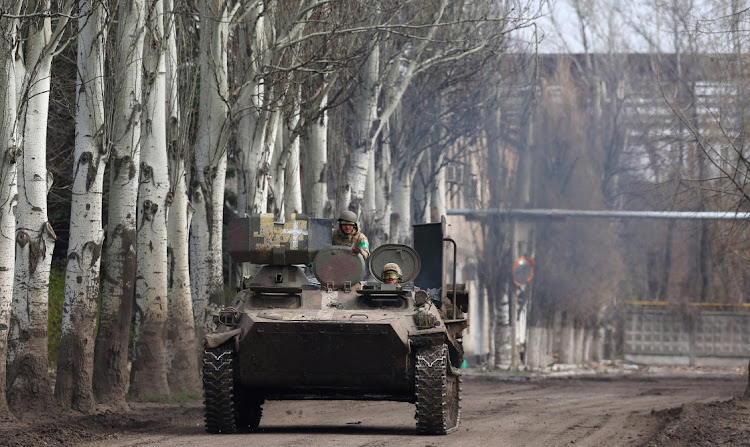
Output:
[{"xmin": 0, "ymin": 0, "xmax": 543, "ymax": 417}]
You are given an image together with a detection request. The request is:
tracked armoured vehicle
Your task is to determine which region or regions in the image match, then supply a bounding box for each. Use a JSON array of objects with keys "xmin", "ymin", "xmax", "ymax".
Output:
[{"xmin": 202, "ymin": 213, "xmax": 469, "ymax": 435}]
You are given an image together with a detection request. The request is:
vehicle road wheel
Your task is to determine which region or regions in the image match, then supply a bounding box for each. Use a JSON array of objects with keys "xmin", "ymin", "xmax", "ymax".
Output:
[{"xmin": 414, "ymin": 343, "xmax": 461, "ymax": 435}]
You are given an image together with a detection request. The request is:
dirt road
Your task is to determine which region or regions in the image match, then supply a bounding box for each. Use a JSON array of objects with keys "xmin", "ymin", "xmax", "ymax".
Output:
[{"xmin": 56, "ymin": 369, "xmax": 747, "ymax": 447}]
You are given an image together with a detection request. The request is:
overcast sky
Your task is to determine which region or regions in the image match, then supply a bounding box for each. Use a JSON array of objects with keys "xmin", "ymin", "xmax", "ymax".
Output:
[{"xmin": 532, "ymin": 0, "xmax": 740, "ymax": 54}]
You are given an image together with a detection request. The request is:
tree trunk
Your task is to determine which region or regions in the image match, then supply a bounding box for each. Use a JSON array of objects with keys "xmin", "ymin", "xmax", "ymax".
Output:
[
  {"xmin": 301, "ymin": 91, "xmax": 329, "ymax": 218},
  {"xmin": 9, "ymin": 0, "xmax": 68, "ymax": 412},
  {"xmin": 339, "ymin": 43, "xmax": 378, "ymax": 216},
  {"xmin": 54, "ymin": 0, "xmax": 106, "ymax": 413},
  {"xmin": 282, "ymin": 122, "xmax": 302, "ymax": 218},
  {"xmin": 164, "ymin": 0, "xmax": 200, "ymax": 395},
  {"xmin": 494, "ymin": 291, "xmax": 512, "ymax": 369},
  {"xmin": 371, "ymin": 119, "xmax": 393, "ymax": 245},
  {"xmin": 0, "ymin": 4, "xmax": 20, "ymax": 417},
  {"xmin": 235, "ymin": 7, "xmax": 274, "ymax": 218},
  {"xmin": 191, "ymin": 0, "xmax": 232, "ymax": 341},
  {"xmin": 130, "ymin": 0, "xmax": 170, "ymax": 399},
  {"xmin": 166, "ymin": 167, "xmax": 199, "ymax": 393},
  {"xmin": 250, "ymin": 109, "xmax": 280, "ymax": 214},
  {"xmin": 391, "ymin": 171, "xmax": 413, "ymax": 245},
  {"xmin": 93, "ymin": 0, "xmax": 146, "ymax": 407},
  {"xmin": 270, "ymin": 119, "xmax": 286, "ymax": 218},
  {"xmin": 431, "ymin": 154, "xmax": 446, "ymax": 222}
]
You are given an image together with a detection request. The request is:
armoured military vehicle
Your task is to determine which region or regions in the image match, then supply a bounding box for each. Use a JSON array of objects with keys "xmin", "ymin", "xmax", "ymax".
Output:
[{"xmin": 202, "ymin": 213, "xmax": 469, "ymax": 435}]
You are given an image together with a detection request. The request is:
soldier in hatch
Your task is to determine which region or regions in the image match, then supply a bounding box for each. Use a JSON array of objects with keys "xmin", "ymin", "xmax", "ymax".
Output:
[
  {"xmin": 382, "ymin": 263, "xmax": 402, "ymax": 285},
  {"xmin": 332, "ymin": 210, "xmax": 370, "ymax": 259}
]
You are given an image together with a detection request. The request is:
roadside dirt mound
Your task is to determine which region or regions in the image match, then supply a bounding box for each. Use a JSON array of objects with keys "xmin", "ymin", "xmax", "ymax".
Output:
[
  {"xmin": 0, "ymin": 401, "xmax": 203, "ymax": 447},
  {"xmin": 647, "ymin": 397, "xmax": 750, "ymax": 447}
]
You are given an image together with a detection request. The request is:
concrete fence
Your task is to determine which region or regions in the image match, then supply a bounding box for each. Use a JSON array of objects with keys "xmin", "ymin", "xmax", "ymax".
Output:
[{"xmin": 623, "ymin": 307, "xmax": 750, "ymax": 367}]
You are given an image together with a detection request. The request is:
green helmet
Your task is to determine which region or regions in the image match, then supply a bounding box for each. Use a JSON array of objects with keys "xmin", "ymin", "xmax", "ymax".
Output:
[
  {"xmin": 338, "ymin": 210, "xmax": 359, "ymax": 233},
  {"xmin": 338, "ymin": 210, "xmax": 358, "ymax": 225}
]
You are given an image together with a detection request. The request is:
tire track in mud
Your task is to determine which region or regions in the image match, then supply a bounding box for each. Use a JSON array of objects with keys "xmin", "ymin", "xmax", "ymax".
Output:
[{"xmin": 64, "ymin": 371, "xmax": 747, "ymax": 447}]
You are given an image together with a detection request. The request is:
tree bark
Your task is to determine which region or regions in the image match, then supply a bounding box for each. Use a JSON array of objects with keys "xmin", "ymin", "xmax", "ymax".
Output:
[
  {"xmin": 9, "ymin": 0, "xmax": 70, "ymax": 412},
  {"xmin": 190, "ymin": 0, "xmax": 233, "ymax": 341},
  {"xmin": 301, "ymin": 91, "xmax": 329, "ymax": 218},
  {"xmin": 391, "ymin": 170, "xmax": 414, "ymax": 245},
  {"xmin": 0, "ymin": 3, "xmax": 20, "ymax": 417},
  {"xmin": 282, "ymin": 113, "xmax": 302, "ymax": 218},
  {"xmin": 431, "ymin": 154, "xmax": 446, "ymax": 222},
  {"xmin": 339, "ymin": 43, "xmax": 378, "ymax": 217},
  {"xmin": 250, "ymin": 109, "xmax": 280, "ymax": 214},
  {"xmin": 235, "ymin": 9, "xmax": 264, "ymax": 216},
  {"xmin": 55, "ymin": 0, "xmax": 106, "ymax": 413},
  {"xmin": 164, "ymin": 0, "xmax": 200, "ymax": 395},
  {"xmin": 93, "ymin": 0, "xmax": 146, "ymax": 407},
  {"xmin": 130, "ymin": 0, "xmax": 170, "ymax": 399},
  {"xmin": 371, "ymin": 119, "xmax": 393, "ymax": 245}
]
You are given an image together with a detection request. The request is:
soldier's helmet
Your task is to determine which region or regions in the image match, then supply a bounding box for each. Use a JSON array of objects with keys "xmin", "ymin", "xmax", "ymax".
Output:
[
  {"xmin": 338, "ymin": 210, "xmax": 359, "ymax": 232},
  {"xmin": 383, "ymin": 262, "xmax": 402, "ymax": 282}
]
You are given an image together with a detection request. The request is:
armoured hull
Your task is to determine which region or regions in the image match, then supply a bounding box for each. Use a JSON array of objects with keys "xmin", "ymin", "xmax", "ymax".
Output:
[
  {"xmin": 236, "ymin": 310, "xmax": 413, "ymax": 399},
  {"xmin": 202, "ymin": 213, "xmax": 468, "ymax": 435}
]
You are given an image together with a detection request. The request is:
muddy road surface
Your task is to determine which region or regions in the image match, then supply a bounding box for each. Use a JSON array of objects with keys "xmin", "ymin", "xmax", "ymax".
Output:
[{"xmin": 4, "ymin": 368, "xmax": 748, "ymax": 447}]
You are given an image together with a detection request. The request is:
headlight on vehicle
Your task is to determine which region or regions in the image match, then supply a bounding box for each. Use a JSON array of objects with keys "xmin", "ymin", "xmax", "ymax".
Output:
[
  {"xmin": 414, "ymin": 290, "xmax": 430, "ymax": 306},
  {"xmin": 217, "ymin": 307, "xmax": 240, "ymax": 327}
]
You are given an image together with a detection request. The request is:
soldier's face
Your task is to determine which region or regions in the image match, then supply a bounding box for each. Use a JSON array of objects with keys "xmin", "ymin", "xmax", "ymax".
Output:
[
  {"xmin": 341, "ymin": 223, "xmax": 354, "ymax": 234},
  {"xmin": 384, "ymin": 271, "xmax": 398, "ymax": 284}
]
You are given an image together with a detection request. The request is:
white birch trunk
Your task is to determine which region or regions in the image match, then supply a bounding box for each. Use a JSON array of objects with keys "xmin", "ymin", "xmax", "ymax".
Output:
[
  {"xmin": 93, "ymin": 0, "xmax": 146, "ymax": 406},
  {"xmin": 413, "ymin": 156, "xmax": 429, "ymax": 223},
  {"xmin": 240, "ymin": 105, "xmax": 268, "ymax": 213},
  {"xmin": 233, "ymin": 12, "xmax": 265, "ymax": 281},
  {"xmin": 391, "ymin": 144, "xmax": 425, "ymax": 245},
  {"xmin": 9, "ymin": 0, "xmax": 70, "ymax": 409},
  {"xmin": 54, "ymin": 0, "xmax": 106, "ymax": 412},
  {"xmin": 301, "ymin": 93, "xmax": 329, "ymax": 217},
  {"xmin": 164, "ymin": 0, "xmax": 199, "ymax": 395},
  {"xmin": 0, "ymin": 4, "xmax": 20, "ymax": 415},
  {"xmin": 191, "ymin": 0, "xmax": 232, "ymax": 338},
  {"xmin": 282, "ymin": 106, "xmax": 302, "ymax": 218},
  {"xmin": 373, "ymin": 120, "xmax": 393, "ymax": 244},
  {"xmin": 236, "ymin": 103, "xmax": 263, "ymax": 215},
  {"xmin": 130, "ymin": 0, "xmax": 170, "ymax": 398},
  {"xmin": 339, "ymin": 44, "xmax": 379, "ymax": 216},
  {"xmin": 391, "ymin": 171, "xmax": 413, "ymax": 245},
  {"xmin": 235, "ymin": 100, "xmax": 262, "ymax": 217},
  {"xmin": 249, "ymin": 108, "xmax": 280, "ymax": 213},
  {"xmin": 235, "ymin": 13, "xmax": 263, "ymax": 216},
  {"xmin": 167, "ymin": 168, "xmax": 198, "ymax": 392},
  {"xmin": 271, "ymin": 122, "xmax": 285, "ymax": 218},
  {"xmin": 431, "ymin": 158, "xmax": 446, "ymax": 222},
  {"xmin": 364, "ymin": 144, "xmax": 376, "ymax": 229},
  {"xmin": 284, "ymin": 143, "xmax": 302, "ymax": 217}
]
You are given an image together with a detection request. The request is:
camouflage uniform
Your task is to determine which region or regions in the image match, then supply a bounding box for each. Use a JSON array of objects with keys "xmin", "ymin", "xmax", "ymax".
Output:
[
  {"xmin": 333, "ymin": 210, "xmax": 370, "ymax": 259},
  {"xmin": 332, "ymin": 227, "xmax": 370, "ymax": 260}
]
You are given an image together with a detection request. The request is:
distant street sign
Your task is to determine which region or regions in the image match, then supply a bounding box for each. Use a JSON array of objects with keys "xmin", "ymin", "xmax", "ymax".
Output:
[{"xmin": 512, "ymin": 256, "xmax": 534, "ymax": 287}]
